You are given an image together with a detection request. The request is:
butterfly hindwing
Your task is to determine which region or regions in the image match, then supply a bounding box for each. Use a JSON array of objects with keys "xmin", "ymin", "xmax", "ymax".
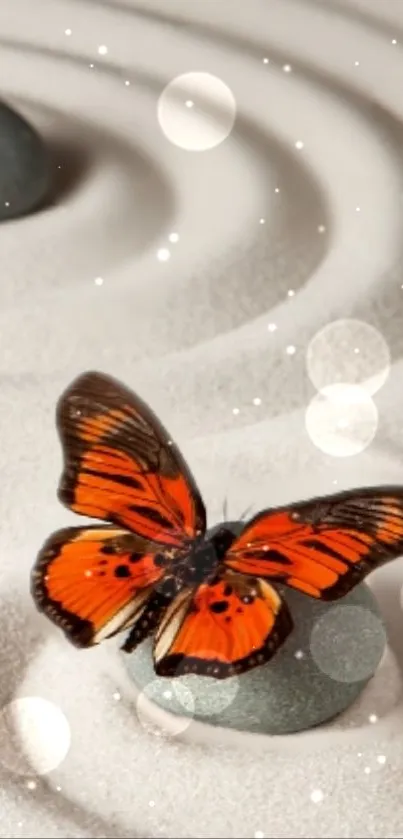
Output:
[
  {"xmin": 225, "ymin": 487, "xmax": 403, "ymax": 599},
  {"xmin": 56, "ymin": 371, "xmax": 206, "ymax": 546},
  {"xmin": 153, "ymin": 570, "xmax": 293, "ymax": 679},
  {"xmin": 31, "ymin": 525, "xmax": 173, "ymax": 648}
]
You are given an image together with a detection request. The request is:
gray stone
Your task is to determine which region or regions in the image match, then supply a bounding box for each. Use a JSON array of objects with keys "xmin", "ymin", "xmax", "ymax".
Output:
[
  {"xmin": 0, "ymin": 101, "xmax": 52, "ymax": 221},
  {"xmin": 123, "ymin": 582, "xmax": 386, "ymax": 735}
]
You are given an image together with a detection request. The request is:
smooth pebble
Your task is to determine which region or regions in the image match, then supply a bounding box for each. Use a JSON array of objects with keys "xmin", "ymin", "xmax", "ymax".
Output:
[{"xmin": 0, "ymin": 101, "xmax": 52, "ymax": 221}]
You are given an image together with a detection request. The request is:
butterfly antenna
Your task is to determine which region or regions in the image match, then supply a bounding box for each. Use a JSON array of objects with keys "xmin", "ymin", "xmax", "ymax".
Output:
[
  {"xmin": 222, "ymin": 496, "xmax": 229, "ymax": 522},
  {"xmin": 239, "ymin": 504, "xmax": 254, "ymax": 522}
]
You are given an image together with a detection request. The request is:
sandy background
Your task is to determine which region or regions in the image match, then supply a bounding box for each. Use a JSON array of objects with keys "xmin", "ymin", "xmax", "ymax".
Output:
[{"xmin": 1, "ymin": 0, "xmax": 403, "ymax": 836}]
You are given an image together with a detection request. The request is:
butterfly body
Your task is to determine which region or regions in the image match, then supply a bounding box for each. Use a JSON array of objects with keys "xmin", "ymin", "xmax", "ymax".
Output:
[
  {"xmin": 31, "ymin": 371, "xmax": 403, "ymax": 679},
  {"xmin": 121, "ymin": 524, "xmax": 243, "ymax": 659},
  {"xmin": 167, "ymin": 524, "xmax": 238, "ymax": 586}
]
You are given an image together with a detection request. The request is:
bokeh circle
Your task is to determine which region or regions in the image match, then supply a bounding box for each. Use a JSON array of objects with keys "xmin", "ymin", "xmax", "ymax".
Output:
[
  {"xmin": 0, "ymin": 697, "xmax": 71, "ymax": 776},
  {"xmin": 310, "ymin": 604, "xmax": 386, "ymax": 683},
  {"xmin": 157, "ymin": 72, "xmax": 236, "ymax": 151},
  {"xmin": 136, "ymin": 679, "xmax": 194, "ymax": 737},
  {"xmin": 305, "ymin": 383, "xmax": 378, "ymax": 457},
  {"xmin": 173, "ymin": 672, "xmax": 240, "ymax": 716},
  {"xmin": 306, "ymin": 319, "xmax": 390, "ymax": 396}
]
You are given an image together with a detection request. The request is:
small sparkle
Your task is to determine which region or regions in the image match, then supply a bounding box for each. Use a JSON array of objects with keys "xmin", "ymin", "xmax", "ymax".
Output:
[
  {"xmin": 17, "ymin": 822, "xmax": 23, "ymax": 828},
  {"xmin": 267, "ymin": 322, "xmax": 277, "ymax": 332},
  {"xmin": 89, "ymin": 63, "xmax": 94, "ymax": 69},
  {"xmin": 295, "ymin": 650, "xmax": 304, "ymax": 660},
  {"xmin": 377, "ymin": 755, "xmax": 386, "ymax": 765},
  {"xmin": 287, "ymin": 289, "xmax": 295, "ymax": 297},
  {"xmin": 125, "ymin": 80, "xmax": 130, "ymax": 86},
  {"xmin": 259, "ymin": 218, "xmax": 266, "ymax": 224},
  {"xmin": 112, "ymin": 691, "xmax": 121, "ymax": 701},
  {"xmin": 354, "ymin": 347, "xmax": 360, "ymax": 354},
  {"xmin": 356, "ymin": 206, "xmax": 361, "ymax": 213},
  {"xmin": 357, "ymin": 752, "xmax": 362, "ymax": 757},
  {"xmin": 318, "ymin": 224, "xmax": 326, "ymax": 233},
  {"xmin": 232, "ymin": 407, "xmax": 240, "ymax": 416},
  {"xmin": 65, "ymin": 28, "xmax": 72, "ymax": 36},
  {"xmin": 262, "ymin": 57, "xmax": 269, "ymax": 64},
  {"xmin": 4, "ymin": 201, "xmax": 10, "ymax": 207},
  {"xmin": 295, "ymin": 140, "xmax": 304, "ymax": 150},
  {"xmin": 56, "ymin": 785, "xmax": 62, "ymax": 792},
  {"xmin": 27, "ymin": 780, "xmax": 37, "ymax": 790},
  {"xmin": 254, "ymin": 832, "xmax": 265, "ymax": 839},
  {"xmin": 185, "ymin": 99, "xmax": 194, "ymax": 108},
  {"xmin": 333, "ymin": 479, "xmax": 338, "ymax": 485},
  {"xmin": 369, "ymin": 713, "xmax": 378, "ymax": 724},
  {"xmin": 94, "ymin": 276, "xmax": 104, "ymax": 286},
  {"xmin": 310, "ymin": 789, "xmax": 324, "ymax": 803},
  {"xmin": 157, "ymin": 248, "xmax": 171, "ymax": 262},
  {"xmin": 392, "ymin": 39, "xmax": 398, "ymax": 45},
  {"xmin": 283, "ymin": 64, "xmax": 292, "ymax": 73},
  {"xmin": 98, "ymin": 45, "xmax": 108, "ymax": 55},
  {"xmin": 84, "ymin": 570, "xmax": 92, "ymax": 578},
  {"xmin": 274, "ymin": 187, "xmax": 280, "ymax": 193},
  {"xmin": 364, "ymin": 766, "xmax": 371, "ymax": 774},
  {"xmin": 169, "ymin": 232, "xmax": 179, "ymax": 243},
  {"xmin": 286, "ymin": 345, "xmax": 296, "ymax": 355},
  {"xmin": 149, "ymin": 799, "xmax": 156, "ymax": 807},
  {"xmin": 354, "ymin": 60, "xmax": 360, "ymax": 66},
  {"xmin": 163, "ymin": 690, "xmax": 172, "ymax": 699},
  {"xmin": 253, "ymin": 397, "xmax": 262, "ymax": 406}
]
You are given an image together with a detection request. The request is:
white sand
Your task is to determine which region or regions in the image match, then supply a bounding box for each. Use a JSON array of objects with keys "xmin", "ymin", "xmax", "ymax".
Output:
[{"xmin": 1, "ymin": 0, "xmax": 403, "ymax": 835}]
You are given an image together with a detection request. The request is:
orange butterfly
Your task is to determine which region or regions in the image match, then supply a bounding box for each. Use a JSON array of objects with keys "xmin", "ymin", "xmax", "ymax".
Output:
[{"xmin": 31, "ymin": 371, "xmax": 403, "ymax": 679}]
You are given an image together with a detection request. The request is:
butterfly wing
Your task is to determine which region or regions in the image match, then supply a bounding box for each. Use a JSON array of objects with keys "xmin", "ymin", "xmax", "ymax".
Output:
[
  {"xmin": 31, "ymin": 525, "xmax": 174, "ymax": 648},
  {"xmin": 152, "ymin": 571, "xmax": 293, "ymax": 679},
  {"xmin": 56, "ymin": 371, "xmax": 206, "ymax": 546},
  {"xmin": 224, "ymin": 487, "xmax": 403, "ymax": 599}
]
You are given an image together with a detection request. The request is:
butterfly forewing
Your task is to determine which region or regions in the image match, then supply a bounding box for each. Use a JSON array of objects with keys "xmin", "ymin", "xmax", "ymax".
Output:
[
  {"xmin": 225, "ymin": 487, "xmax": 403, "ymax": 599},
  {"xmin": 56, "ymin": 371, "xmax": 206, "ymax": 545}
]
